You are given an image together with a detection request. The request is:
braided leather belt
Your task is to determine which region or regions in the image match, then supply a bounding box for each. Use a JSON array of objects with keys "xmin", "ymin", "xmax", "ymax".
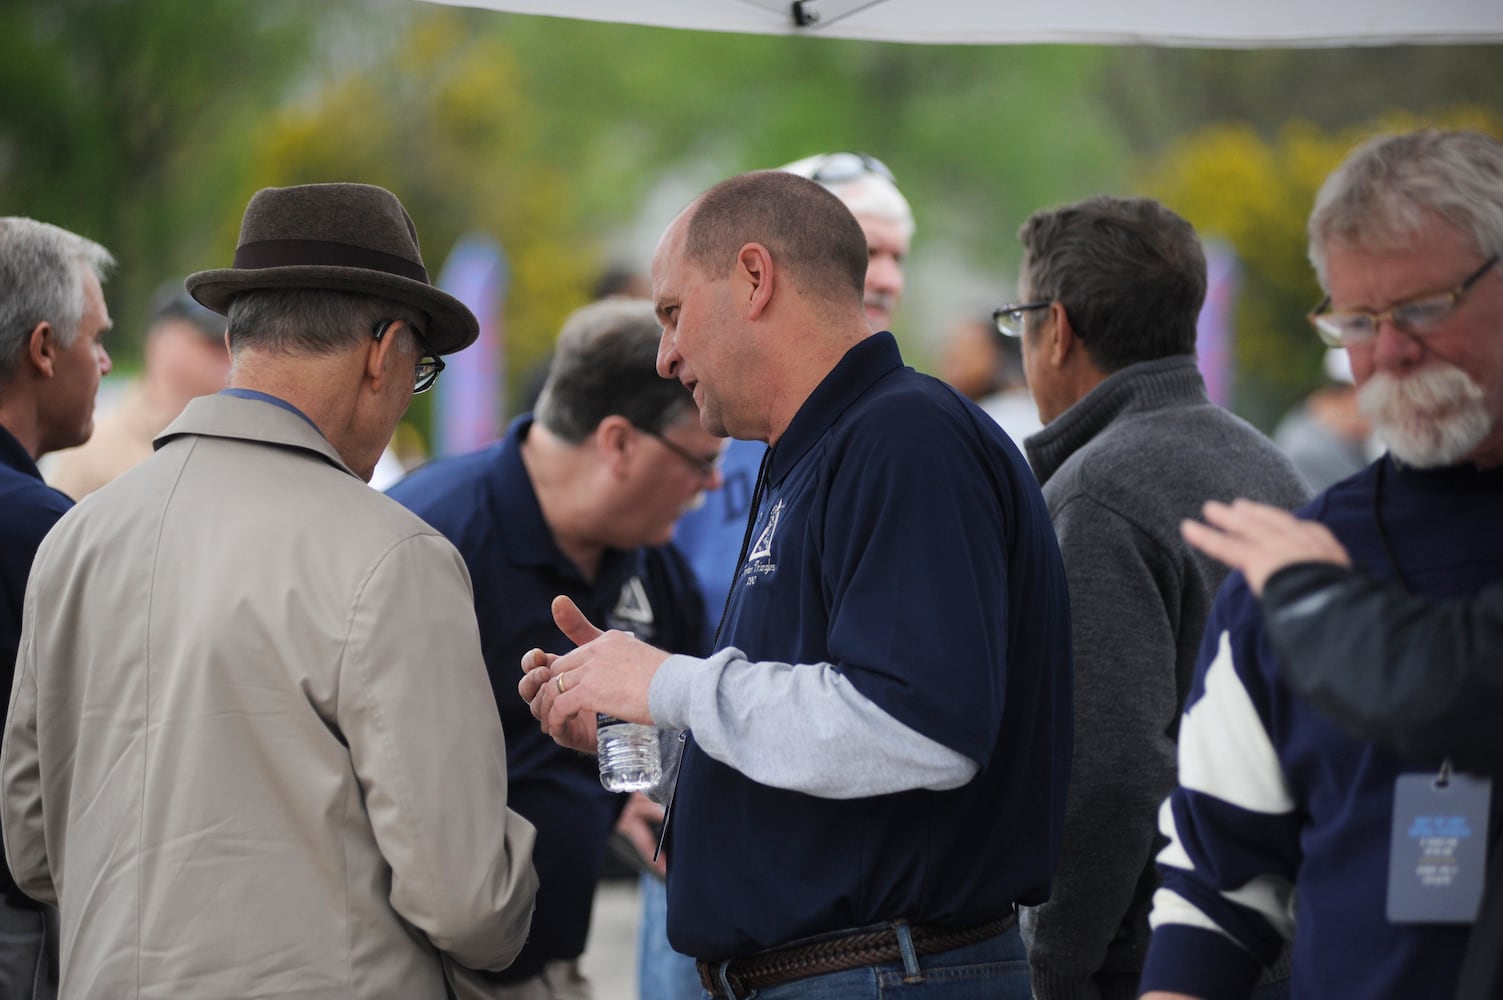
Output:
[{"xmin": 695, "ymin": 913, "xmax": 1016, "ymax": 998}]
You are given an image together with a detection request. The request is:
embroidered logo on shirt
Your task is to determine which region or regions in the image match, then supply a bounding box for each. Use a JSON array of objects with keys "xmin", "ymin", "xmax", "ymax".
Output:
[
  {"xmin": 743, "ymin": 498, "xmax": 783, "ymax": 584},
  {"xmin": 608, "ymin": 575, "xmax": 655, "ymax": 631}
]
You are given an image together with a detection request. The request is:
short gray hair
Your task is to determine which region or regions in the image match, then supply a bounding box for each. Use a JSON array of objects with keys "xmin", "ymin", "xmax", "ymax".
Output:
[
  {"xmin": 1018, "ymin": 195, "xmax": 1206, "ymax": 373},
  {"xmin": 0, "ymin": 218, "xmax": 114, "ymax": 384},
  {"xmin": 226, "ymin": 288, "xmax": 428, "ymax": 357},
  {"xmin": 535, "ymin": 297, "xmax": 696, "ymax": 443},
  {"xmin": 780, "ymin": 153, "xmax": 916, "ymax": 241},
  {"xmin": 1309, "ymin": 129, "xmax": 1503, "ymax": 286}
]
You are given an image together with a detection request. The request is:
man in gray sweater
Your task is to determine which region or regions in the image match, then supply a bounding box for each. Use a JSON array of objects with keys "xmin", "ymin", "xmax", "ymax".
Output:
[{"xmin": 999, "ymin": 196, "xmax": 1309, "ymax": 1000}]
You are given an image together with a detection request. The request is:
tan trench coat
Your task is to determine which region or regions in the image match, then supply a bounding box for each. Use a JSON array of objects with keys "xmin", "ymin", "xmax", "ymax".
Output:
[{"xmin": 1, "ymin": 394, "xmax": 537, "ymax": 999}]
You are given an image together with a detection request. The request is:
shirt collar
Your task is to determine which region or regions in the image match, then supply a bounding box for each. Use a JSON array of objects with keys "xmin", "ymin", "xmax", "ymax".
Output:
[
  {"xmin": 767, "ymin": 331, "xmax": 904, "ymax": 485},
  {"xmin": 0, "ymin": 423, "xmax": 42, "ymax": 481}
]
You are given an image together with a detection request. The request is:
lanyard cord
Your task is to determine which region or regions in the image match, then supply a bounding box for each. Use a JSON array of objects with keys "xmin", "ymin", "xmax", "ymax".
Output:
[
  {"xmin": 1372, "ymin": 458, "xmax": 1411, "ymax": 594},
  {"xmin": 654, "ymin": 444, "xmax": 774, "ymax": 861},
  {"xmin": 1373, "ymin": 459, "xmax": 1455, "ymax": 783}
]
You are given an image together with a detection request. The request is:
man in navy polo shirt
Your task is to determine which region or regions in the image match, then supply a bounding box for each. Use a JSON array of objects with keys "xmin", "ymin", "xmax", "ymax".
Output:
[
  {"xmin": 522, "ymin": 170, "xmax": 1072, "ymax": 999},
  {"xmin": 388, "ymin": 296, "xmax": 718, "ymax": 1000},
  {"xmin": 0, "ymin": 217, "xmax": 114, "ymax": 1000}
]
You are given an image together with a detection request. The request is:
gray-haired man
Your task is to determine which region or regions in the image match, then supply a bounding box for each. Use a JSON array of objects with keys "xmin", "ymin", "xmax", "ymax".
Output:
[
  {"xmin": 0, "ymin": 216, "xmax": 114, "ymax": 1000},
  {"xmin": 1142, "ymin": 128, "xmax": 1503, "ymax": 1000}
]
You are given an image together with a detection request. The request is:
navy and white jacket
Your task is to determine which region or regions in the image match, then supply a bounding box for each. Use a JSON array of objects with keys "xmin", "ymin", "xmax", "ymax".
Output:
[{"xmin": 1142, "ymin": 457, "xmax": 1503, "ymax": 999}]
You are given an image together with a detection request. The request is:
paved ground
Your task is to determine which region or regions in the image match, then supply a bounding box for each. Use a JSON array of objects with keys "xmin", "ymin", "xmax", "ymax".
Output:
[{"xmin": 580, "ymin": 879, "xmax": 641, "ymax": 1000}]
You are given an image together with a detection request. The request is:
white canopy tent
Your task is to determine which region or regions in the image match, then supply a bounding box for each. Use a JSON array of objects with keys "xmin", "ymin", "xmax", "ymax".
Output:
[{"xmin": 421, "ymin": 0, "xmax": 1503, "ymax": 47}]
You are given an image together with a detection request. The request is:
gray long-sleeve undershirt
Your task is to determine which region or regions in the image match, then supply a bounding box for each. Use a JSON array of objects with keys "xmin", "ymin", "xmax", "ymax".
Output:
[{"xmin": 647, "ymin": 646, "xmax": 978, "ymax": 801}]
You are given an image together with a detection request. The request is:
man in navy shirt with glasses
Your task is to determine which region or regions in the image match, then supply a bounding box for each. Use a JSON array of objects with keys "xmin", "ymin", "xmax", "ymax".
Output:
[
  {"xmin": 1141, "ymin": 128, "xmax": 1503, "ymax": 1000},
  {"xmin": 390, "ymin": 297, "xmax": 717, "ymax": 1000}
]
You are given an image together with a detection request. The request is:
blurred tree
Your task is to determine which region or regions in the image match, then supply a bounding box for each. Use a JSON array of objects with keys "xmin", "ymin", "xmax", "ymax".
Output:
[
  {"xmin": 243, "ymin": 7, "xmax": 1137, "ymax": 426},
  {"xmin": 1139, "ymin": 109, "xmax": 1503, "ymax": 429},
  {"xmin": 7, "ymin": 0, "xmax": 1499, "ymax": 437},
  {"xmin": 0, "ymin": 0, "xmax": 336, "ymax": 358},
  {"xmin": 1104, "ymin": 46, "xmax": 1503, "ymax": 154}
]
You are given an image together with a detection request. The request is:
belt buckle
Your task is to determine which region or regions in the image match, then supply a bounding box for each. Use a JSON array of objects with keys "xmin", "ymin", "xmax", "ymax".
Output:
[{"xmin": 716, "ymin": 959, "xmax": 750, "ymax": 1000}]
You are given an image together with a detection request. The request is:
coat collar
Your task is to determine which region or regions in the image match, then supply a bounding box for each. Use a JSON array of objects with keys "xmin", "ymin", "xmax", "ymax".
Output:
[{"xmin": 156, "ymin": 391, "xmax": 360, "ymax": 480}]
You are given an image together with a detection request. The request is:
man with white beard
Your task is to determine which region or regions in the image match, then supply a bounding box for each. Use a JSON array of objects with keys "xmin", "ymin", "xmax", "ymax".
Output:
[{"xmin": 1139, "ymin": 128, "xmax": 1503, "ymax": 1000}]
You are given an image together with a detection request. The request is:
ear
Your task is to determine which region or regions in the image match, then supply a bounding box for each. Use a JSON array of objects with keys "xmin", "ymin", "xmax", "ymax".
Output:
[
  {"xmin": 737, "ymin": 243, "xmax": 775, "ymax": 320},
  {"xmin": 25, "ymin": 323, "xmax": 56, "ymax": 378},
  {"xmin": 365, "ymin": 323, "xmax": 401, "ymax": 391},
  {"xmin": 1048, "ymin": 302, "xmax": 1079, "ymax": 369},
  {"xmin": 594, "ymin": 414, "xmax": 636, "ymax": 476}
]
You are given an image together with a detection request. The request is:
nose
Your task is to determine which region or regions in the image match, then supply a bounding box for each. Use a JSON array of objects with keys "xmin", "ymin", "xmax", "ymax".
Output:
[
  {"xmin": 97, "ymin": 344, "xmax": 113, "ymax": 375},
  {"xmin": 866, "ymin": 253, "xmax": 904, "ymax": 299},
  {"xmin": 656, "ymin": 329, "xmax": 679, "ymax": 379},
  {"xmin": 1369, "ymin": 314, "xmax": 1424, "ymax": 373}
]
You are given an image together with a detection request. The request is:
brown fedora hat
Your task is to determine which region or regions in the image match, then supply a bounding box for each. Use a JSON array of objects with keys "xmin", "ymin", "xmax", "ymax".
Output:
[{"xmin": 186, "ymin": 183, "xmax": 478, "ymax": 355}]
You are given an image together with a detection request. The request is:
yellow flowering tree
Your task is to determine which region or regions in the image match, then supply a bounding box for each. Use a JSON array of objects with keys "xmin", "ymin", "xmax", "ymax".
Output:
[{"xmin": 1138, "ymin": 110, "xmax": 1503, "ymax": 428}]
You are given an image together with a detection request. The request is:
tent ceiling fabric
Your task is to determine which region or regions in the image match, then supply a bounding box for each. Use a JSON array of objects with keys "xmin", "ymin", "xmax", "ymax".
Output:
[{"xmin": 421, "ymin": 0, "xmax": 1503, "ymax": 47}]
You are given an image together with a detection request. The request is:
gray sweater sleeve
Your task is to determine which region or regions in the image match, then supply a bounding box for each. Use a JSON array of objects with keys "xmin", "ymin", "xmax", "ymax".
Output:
[
  {"xmin": 1021, "ymin": 494, "xmax": 1183, "ymax": 1000},
  {"xmin": 646, "ymin": 647, "xmax": 978, "ymax": 799}
]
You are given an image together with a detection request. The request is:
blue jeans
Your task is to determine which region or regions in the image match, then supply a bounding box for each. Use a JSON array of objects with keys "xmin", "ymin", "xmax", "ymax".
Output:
[
  {"xmin": 701, "ymin": 924, "xmax": 1030, "ymax": 1000},
  {"xmin": 639, "ymin": 874, "xmax": 704, "ymax": 1000}
]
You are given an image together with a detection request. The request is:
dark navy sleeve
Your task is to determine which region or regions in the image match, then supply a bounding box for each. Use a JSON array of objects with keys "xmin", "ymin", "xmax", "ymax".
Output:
[
  {"xmin": 816, "ymin": 394, "xmax": 1013, "ymax": 765},
  {"xmin": 646, "ymin": 542, "xmax": 710, "ymax": 658},
  {"xmin": 1, "ymin": 484, "xmax": 72, "ymax": 693},
  {"xmin": 0, "ymin": 479, "xmax": 71, "ymax": 898}
]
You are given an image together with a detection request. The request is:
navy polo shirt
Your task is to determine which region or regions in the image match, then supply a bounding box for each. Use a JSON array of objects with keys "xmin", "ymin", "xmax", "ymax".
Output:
[
  {"xmin": 665, "ymin": 333, "xmax": 1073, "ymax": 960},
  {"xmin": 387, "ymin": 417, "xmax": 706, "ymax": 981},
  {"xmin": 0, "ymin": 423, "xmax": 73, "ymax": 905}
]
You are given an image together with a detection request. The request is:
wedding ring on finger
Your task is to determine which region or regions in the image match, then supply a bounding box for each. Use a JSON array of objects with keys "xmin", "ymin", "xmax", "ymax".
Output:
[{"xmin": 556, "ymin": 674, "xmax": 567, "ymax": 694}]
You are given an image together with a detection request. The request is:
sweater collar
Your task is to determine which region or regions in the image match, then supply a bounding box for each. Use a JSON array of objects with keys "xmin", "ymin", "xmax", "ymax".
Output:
[{"xmin": 1026, "ymin": 355, "xmax": 1208, "ymax": 486}]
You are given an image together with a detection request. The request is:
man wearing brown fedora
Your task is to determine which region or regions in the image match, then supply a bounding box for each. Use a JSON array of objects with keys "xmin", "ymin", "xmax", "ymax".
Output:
[{"xmin": 0, "ymin": 183, "xmax": 538, "ymax": 999}]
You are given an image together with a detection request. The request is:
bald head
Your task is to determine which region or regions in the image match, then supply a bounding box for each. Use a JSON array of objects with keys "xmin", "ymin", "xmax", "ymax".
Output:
[{"xmin": 683, "ymin": 171, "xmax": 868, "ymax": 315}]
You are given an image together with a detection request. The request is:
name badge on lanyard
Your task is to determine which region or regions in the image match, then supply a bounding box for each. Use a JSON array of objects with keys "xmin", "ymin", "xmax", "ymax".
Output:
[{"xmin": 1387, "ymin": 761, "xmax": 1491, "ymax": 923}]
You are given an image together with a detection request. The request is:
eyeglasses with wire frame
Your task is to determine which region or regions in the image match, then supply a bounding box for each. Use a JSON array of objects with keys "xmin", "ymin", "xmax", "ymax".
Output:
[
  {"xmin": 992, "ymin": 301, "xmax": 1052, "ymax": 339},
  {"xmin": 807, "ymin": 152, "xmax": 898, "ymax": 187},
  {"xmin": 1307, "ymin": 255, "xmax": 1498, "ymax": 348},
  {"xmin": 636, "ymin": 425, "xmax": 721, "ymax": 480},
  {"xmin": 372, "ymin": 318, "xmax": 446, "ymax": 394}
]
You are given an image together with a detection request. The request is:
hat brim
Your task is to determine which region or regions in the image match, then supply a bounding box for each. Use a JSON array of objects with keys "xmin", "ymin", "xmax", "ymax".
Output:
[{"xmin": 185, "ymin": 264, "xmax": 479, "ymax": 356}]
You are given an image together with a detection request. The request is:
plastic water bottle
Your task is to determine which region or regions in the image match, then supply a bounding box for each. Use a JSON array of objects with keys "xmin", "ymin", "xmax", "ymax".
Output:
[{"xmin": 597, "ymin": 714, "xmax": 661, "ymax": 792}]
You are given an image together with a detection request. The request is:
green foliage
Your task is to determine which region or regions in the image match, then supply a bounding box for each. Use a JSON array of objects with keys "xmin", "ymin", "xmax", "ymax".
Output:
[
  {"xmin": 1139, "ymin": 109, "xmax": 1503, "ymax": 428},
  {"xmin": 4, "ymin": 1, "xmax": 1501, "ymax": 442},
  {"xmin": 239, "ymin": 7, "xmax": 1137, "ymax": 423},
  {"xmin": 0, "ymin": 0, "xmax": 322, "ymax": 355}
]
